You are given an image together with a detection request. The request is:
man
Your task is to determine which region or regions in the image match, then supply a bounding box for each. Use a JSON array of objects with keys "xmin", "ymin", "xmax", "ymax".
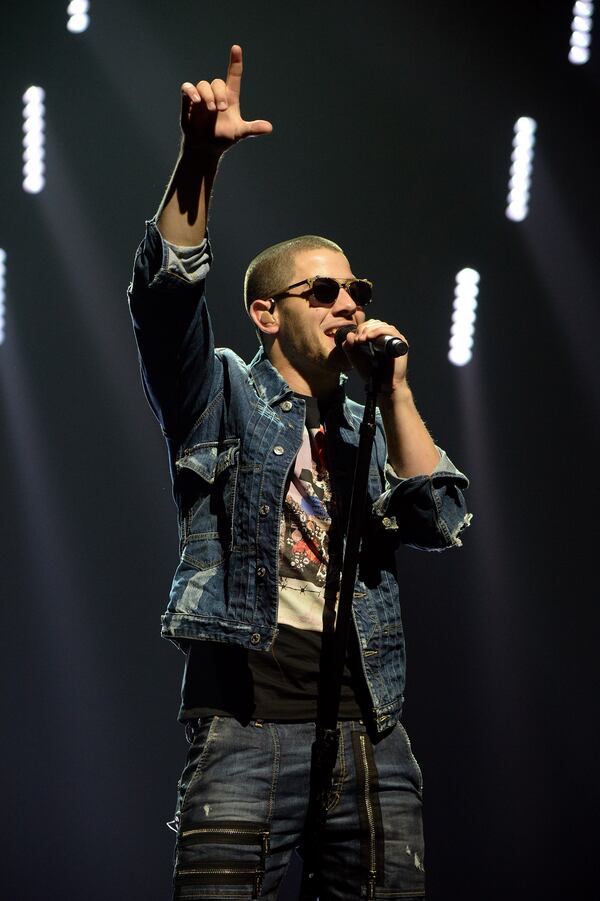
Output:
[{"xmin": 129, "ymin": 45, "xmax": 470, "ymax": 901}]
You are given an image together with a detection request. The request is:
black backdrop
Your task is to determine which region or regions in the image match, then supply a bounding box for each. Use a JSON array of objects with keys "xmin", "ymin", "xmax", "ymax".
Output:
[{"xmin": 2, "ymin": 2, "xmax": 599, "ymax": 898}]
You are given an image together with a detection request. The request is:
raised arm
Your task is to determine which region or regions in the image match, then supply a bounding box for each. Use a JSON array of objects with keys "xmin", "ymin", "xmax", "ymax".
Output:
[
  {"xmin": 128, "ymin": 45, "xmax": 272, "ymax": 445},
  {"xmin": 157, "ymin": 44, "xmax": 273, "ymax": 246}
]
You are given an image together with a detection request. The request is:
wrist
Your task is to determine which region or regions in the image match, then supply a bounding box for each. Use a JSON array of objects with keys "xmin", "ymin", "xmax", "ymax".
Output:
[
  {"xmin": 180, "ymin": 138, "xmax": 226, "ymax": 164},
  {"xmin": 377, "ymin": 380, "xmax": 413, "ymax": 406}
]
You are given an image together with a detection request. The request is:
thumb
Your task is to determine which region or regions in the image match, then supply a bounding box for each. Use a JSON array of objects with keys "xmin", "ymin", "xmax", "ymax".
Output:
[
  {"xmin": 180, "ymin": 92, "xmax": 192, "ymax": 130},
  {"xmin": 242, "ymin": 119, "xmax": 274, "ymax": 137}
]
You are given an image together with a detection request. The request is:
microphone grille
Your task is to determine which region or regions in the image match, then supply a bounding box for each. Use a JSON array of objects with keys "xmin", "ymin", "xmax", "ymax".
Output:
[{"xmin": 334, "ymin": 325, "xmax": 357, "ymax": 348}]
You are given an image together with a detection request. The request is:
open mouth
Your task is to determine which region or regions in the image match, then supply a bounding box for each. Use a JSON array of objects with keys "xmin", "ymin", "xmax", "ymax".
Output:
[
  {"xmin": 324, "ymin": 325, "xmax": 346, "ymax": 339},
  {"xmin": 324, "ymin": 324, "xmax": 354, "ymax": 344}
]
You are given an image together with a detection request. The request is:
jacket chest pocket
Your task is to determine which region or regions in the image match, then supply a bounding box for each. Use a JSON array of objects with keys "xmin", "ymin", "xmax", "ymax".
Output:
[{"xmin": 175, "ymin": 440, "xmax": 240, "ymax": 569}]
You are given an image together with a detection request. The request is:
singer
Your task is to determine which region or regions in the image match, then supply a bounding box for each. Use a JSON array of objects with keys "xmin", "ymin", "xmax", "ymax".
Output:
[{"xmin": 128, "ymin": 45, "xmax": 471, "ymax": 901}]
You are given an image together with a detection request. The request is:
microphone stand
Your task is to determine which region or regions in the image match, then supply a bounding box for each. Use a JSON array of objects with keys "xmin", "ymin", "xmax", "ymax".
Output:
[{"xmin": 299, "ymin": 355, "xmax": 385, "ymax": 900}]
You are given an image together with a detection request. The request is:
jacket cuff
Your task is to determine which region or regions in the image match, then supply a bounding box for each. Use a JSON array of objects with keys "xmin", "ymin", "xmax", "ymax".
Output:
[
  {"xmin": 373, "ymin": 447, "xmax": 471, "ymax": 550},
  {"xmin": 145, "ymin": 218, "xmax": 212, "ymax": 289}
]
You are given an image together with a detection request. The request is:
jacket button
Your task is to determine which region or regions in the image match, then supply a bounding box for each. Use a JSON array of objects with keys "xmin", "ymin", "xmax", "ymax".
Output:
[
  {"xmin": 250, "ymin": 633, "xmax": 261, "ymax": 645},
  {"xmin": 281, "ymin": 400, "xmax": 293, "ymax": 412},
  {"xmin": 259, "ymin": 504, "xmax": 270, "ymax": 516},
  {"xmin": 257, "ymin": 566, "xmax": 267, "ymax": 578},
  {"xmin": 273, "ymin": 445, "xmax": 284, "ymax": 455}
]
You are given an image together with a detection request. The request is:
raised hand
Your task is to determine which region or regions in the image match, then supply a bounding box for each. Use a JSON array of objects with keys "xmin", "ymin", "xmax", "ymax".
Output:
[{"xmin": 180, "ymin": 45, "xmax": 273, "ymax": 153}]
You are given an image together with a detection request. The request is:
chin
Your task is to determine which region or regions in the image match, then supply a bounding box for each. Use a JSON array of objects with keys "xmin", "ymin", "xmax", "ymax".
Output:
[{"xmin": 325, "ymin": 345, "xmax": 352, "ymax": 373}]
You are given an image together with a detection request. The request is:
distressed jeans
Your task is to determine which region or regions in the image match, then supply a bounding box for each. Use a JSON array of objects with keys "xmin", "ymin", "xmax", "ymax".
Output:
[{"xmin": 170, "ymin": 717, "xmax": 425, "ymax": 900}]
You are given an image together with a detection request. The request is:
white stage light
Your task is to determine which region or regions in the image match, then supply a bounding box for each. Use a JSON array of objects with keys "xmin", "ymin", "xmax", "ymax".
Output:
[
  {"xmin": 569, "ymin": 1, "xmax": 594, "ymax": 64},
  {"xmin": 22, "ymin": 87, "xmax": 45, "ymax": 194},
  {"xmin": 67, "ymin": 0, "xmax": 90, "ymax": 33},
  {"xmin": 506, "ymin": 117, "xmax": 537, "ymax": 222},
  {"xmin": 448, "ymin": 268, "xmax": 480, "ymax": 367},
  {"xmin": 0, "ymin": 249, "xmax": 6, "ymax": 345}
]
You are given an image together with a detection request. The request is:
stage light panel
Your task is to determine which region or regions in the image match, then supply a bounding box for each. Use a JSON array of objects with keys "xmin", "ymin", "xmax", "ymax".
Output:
[
  {"xmin": 22, "ymin": 87, "xmax": 45, "ymax": 194},
  {"xmin": 569, "ymin": 1, "xmax": 594, "ymax": 64},
  {"xmin": 67, "ymin": 0, "xmax": 90, "ymax": 33},
  {"xmin": 0, "ymin": 249, "xmax": 6, "ymax": 346},
  {"xmin": 448, "ymin": 268, "xmax": 480, "ymax": 367},
  {"xmin": 506, "ymin": 117, "xmax": 537, "ymax": 222}
]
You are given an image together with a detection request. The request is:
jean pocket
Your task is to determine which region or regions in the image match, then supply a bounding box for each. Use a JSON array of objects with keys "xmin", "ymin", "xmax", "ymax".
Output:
[
  {"xmin": 170, "ymin": 717, "xmax": 219, "ymax": 835},
  {"xmin": 397, "ymin": 722, "xmax": 424, "ymax": 793}
]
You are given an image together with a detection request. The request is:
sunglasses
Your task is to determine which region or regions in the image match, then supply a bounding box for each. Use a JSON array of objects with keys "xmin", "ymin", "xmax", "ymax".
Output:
[{"xmin": 270, "ymin": 276, "xmax": 374, "ymax": 307}]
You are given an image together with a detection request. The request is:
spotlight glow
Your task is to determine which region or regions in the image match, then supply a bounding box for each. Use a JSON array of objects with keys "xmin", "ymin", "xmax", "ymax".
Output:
[
  {"xmin": 67, "ymin": 0, "xmax": 90, "ymax": 33},
  {"xmin": 22, "ymin": 86, "xmax": 45, "ymax": 194},
  {"xmin": 569, "ymin": 1, "xmax": 594, "ymax": 64},
  {"xmin": 448, "ymin": 268, "xmax": 480, "ymax": 367},
  {"xmin": 0, "ymin": 249, "xmax": 6, "ymax": 346},
  {"xmin": 506, "ymin": 117, "xmax": 537, "ymax": 222}
]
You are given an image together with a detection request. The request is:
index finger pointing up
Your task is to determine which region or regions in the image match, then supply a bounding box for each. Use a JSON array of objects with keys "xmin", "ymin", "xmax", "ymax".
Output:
[{"xmin": 226, "ymin": 44, "xmax": 243, "ymax": 98}]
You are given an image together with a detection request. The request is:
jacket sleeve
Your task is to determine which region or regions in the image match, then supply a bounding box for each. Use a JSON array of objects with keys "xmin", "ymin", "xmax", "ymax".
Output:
[
  {"xmin": 372, "ymin": 442, "xmax": 472, "ymax": 551},
  {"xmin": 127, "ymin": 219, "xmax": 221, "ymax": 447}
]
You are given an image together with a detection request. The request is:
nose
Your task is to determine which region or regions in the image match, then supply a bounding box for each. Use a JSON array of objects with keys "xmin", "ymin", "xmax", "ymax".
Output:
[{"xmin": 330, "ymin": 286, "xmax": 358, "ymax": 317}]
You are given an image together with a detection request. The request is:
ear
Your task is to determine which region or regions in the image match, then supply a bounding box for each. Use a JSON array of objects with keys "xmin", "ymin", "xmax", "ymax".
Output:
[{"xmin": 249, "ymin": 298, "xmax": 280, "ymax": 337}]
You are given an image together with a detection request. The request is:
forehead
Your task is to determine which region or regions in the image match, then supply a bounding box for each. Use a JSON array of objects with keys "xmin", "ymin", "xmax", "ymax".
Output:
[{"xmin": 291, "ymin": 248, "xmax": 354, "ymax": 281}]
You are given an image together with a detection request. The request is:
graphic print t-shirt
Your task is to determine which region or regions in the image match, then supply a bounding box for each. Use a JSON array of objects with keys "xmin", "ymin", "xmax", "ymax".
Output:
[
  {"xmin": 278, "ymin": 398, "xmax": 333, "ymax": 631},
  {"xmin": 180, "ymin": 395, "xmax": 366, "ymax": 721}
]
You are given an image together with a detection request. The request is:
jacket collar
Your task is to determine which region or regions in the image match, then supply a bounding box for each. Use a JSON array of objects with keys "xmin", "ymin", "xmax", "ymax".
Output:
[{"xmin": 248, "ymin": 347, "xmax": 356, "ymax": 429}]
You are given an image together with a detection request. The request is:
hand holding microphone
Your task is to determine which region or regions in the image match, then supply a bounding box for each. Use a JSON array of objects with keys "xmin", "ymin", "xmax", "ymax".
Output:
[{"xmin": 334, "ymin": 324, "xmax": 409, "ymax": 359}]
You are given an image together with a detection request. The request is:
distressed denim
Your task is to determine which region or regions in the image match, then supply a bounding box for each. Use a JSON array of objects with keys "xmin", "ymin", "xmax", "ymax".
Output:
[
  {"xmin": 172, "ymin": 717, "xmax": 425, "ymax": 900},
  {"xmin": 128, "ymin": 220, "xmax": 471, "ymax": 732}
]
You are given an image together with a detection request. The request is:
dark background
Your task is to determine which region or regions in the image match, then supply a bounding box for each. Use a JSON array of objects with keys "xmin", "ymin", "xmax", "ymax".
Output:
[{"xmin": 1, "ymin": 1, "xmax": 598, "ymax": 898}]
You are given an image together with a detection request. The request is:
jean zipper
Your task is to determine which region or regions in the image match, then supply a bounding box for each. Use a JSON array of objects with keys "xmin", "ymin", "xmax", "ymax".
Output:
[
  {"xmin": 178, "ymin": 867, "xmax": 257, "ymax": 875},
  {"xmin": 178, "ymin": 825, "xmax": 269, "ymax": 898},
  {"xmin": 359, "ymin": 733, "xmax": 377, "ymax": 900},
  {"xmin": 181, "ymin": 824, "xmax": 269, "ymax": 851},
  {"xmin": 177, "ymin": 866, "xmax": 262, "ymax": 898}
]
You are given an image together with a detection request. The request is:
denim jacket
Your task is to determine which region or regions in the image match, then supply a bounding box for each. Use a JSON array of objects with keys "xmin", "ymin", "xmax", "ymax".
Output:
[{"xmin": 128, "ymin": 220, "xmax": 471, "ymax": 732}]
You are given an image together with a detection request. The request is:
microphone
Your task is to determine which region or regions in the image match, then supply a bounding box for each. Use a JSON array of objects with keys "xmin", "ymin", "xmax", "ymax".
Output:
[{"xmin": 334, "ymin": 325, "xmax": 408, "ymax": 358}]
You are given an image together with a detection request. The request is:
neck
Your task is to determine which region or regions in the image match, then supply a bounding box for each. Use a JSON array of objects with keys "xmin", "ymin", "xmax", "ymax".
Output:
[{"xmin": 268, "ymin": 350, "xmax": 340, "ymax": 401}]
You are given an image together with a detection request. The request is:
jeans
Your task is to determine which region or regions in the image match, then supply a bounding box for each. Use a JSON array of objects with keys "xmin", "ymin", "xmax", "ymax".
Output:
[{"xmin": 171, "ymin": 717, "xmax": 425, "ymax": 900}]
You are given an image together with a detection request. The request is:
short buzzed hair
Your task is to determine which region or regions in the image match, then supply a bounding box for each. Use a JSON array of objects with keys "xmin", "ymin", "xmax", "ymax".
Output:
[{"xmin": 244, "ymin": 235, "xmax": 345, "ymax": 312}]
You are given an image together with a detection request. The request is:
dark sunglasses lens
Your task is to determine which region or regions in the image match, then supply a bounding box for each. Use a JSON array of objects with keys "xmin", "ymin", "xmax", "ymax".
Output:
[
  {"xmin": 311, "ymin": 278, "xmax": 340, "ymax": 304},
  {"xmin": 349, "ymin": 280, "xmax": 372, "ymax": 306}
]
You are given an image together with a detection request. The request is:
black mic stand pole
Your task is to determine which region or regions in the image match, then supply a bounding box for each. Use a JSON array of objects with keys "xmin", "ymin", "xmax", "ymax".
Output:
[{"xmin": 299, "ymin": 355, "xmax": 385, "ymax": 900}]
